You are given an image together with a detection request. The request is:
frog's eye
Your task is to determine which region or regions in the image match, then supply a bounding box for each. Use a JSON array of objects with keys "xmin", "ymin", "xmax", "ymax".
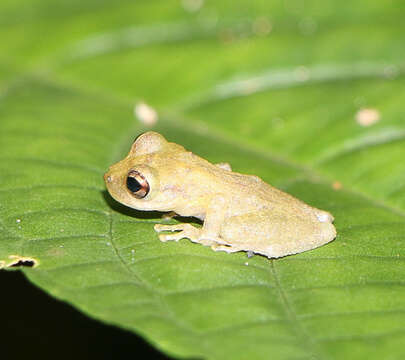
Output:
[{"xmin": 126, "ymin": 170, "xmax": 149, "ymax": 198}]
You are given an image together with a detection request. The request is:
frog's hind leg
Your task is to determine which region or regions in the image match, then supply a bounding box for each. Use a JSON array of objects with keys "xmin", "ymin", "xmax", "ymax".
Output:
[{"xmin": 220, "ymin": 209, "xmax": 336, "ymax": 258}]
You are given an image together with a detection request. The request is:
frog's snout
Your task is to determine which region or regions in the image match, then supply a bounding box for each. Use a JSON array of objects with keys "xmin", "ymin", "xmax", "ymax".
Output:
[{"xmin": 104, "ymin": 168, "xmax": 117, "ymax": 185}]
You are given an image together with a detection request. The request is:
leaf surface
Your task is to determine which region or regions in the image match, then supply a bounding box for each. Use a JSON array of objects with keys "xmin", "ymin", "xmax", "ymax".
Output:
[{"xmin": 1, "ymin": 1, "xmax": 405, "ymax": 359}]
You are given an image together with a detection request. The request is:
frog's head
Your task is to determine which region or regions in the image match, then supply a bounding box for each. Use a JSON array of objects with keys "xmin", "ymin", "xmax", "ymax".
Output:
[{"xmin": 104, "ymin": 131, "xmax": 188, "ymax": 211}]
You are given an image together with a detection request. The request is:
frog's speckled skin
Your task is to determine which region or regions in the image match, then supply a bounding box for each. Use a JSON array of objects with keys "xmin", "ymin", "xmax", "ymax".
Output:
[{"xmin": 104, "ymin": 132, "xmax": 336, "ymax": 258}]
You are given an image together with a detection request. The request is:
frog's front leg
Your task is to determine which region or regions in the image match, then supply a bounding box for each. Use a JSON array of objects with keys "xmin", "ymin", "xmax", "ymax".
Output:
[
  {"xmin": 154, "ymin": 196, "xmax": 228, "ymax": 247},
  {"xmin": 154, "ymin": 223, "xmax": 215, "ymax": 246}
]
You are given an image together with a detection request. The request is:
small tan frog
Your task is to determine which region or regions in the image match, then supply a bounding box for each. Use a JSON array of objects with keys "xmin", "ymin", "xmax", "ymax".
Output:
[{"xmin": 104, "ymin": 132, "xmax": 336, "ymax": 258}]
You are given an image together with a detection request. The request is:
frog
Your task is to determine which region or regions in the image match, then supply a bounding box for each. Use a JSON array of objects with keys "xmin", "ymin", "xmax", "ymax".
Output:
[{"xmin": 104, "ymin": 131, "xmax": 336, "ymax": 258}]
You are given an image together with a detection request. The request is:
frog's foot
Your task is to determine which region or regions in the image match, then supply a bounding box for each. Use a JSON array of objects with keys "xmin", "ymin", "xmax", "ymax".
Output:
[
  {"xmin": 211, "ymin": 243, "xmax": 242, "ymax": 254},
  {"xmin": 154, "ymin": 223, "xmax": 201, "ymax": 243}
]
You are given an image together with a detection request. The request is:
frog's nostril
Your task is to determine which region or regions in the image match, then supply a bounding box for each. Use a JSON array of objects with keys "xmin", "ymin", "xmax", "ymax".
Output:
[{"xmin": 104, "ymin": 173, "xmax": 113, "ymax": 183}]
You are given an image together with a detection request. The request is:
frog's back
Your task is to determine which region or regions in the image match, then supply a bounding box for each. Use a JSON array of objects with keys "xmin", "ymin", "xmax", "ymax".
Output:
[
  {"xmin": 213, "ymin": 166, "xmax": 328, "ymax": 217},
  {"xmin": 187, "ymin": 151, "xmax": 333, "ymax": 223}
]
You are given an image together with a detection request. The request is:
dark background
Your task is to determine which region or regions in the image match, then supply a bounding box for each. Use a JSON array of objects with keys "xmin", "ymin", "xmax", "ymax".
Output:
[{"xmin": 1, "ymin": 270, "xmax": 171, "ymax": 360}]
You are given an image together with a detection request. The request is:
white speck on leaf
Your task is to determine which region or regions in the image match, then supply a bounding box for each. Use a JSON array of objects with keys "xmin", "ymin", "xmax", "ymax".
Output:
[
  {"xmin": 134, "ymin": 102, "xmax": 158, "ymax": 126},
  {"xmin": 356, "ymin": 108, "xmax": 380, "ymax": 127},
  {"xmin": 16, "ymin": 219, "xmax": 21, "ymax": 223}
]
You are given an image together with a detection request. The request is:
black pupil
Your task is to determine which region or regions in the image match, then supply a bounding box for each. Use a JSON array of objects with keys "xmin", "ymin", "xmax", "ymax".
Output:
[{"xmin": 127, "ymin": 176, "xmax": 142, "ymax": 193}]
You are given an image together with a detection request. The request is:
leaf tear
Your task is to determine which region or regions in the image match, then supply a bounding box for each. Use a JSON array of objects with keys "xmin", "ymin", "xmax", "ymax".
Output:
[{"xmin": 1, "ymin": 255, "xmax": 39, "ymax": 268}]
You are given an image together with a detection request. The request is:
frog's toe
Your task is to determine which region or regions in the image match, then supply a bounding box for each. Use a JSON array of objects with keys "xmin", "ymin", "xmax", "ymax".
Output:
[
  {"xmin": 211, "ymin": 244, "xmax": 240, "ymax": 254},
  {"xmin": 158, "ymin": 233, "xmax": 182, "ymax": 242},
  {"xmin": 154, "ymin": 223, "xmax": 199, "ymax": 232},
  {"xmin": 154, "ymin": 223, "xmax": 184, "ymax": 232},
  {"xmin": 155, "ymin": 223, "xmax": 200, "ymax": 243}
]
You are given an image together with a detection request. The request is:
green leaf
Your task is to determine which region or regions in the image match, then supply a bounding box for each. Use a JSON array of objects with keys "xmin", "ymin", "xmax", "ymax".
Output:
[{"xmin": 1, "ymin": 1, "xmax": 405, "ymax": 359}]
